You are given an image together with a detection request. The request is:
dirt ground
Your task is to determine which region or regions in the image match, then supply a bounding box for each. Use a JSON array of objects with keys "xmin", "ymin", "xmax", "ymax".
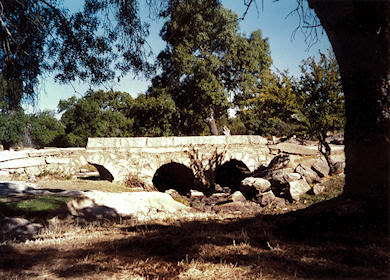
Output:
[
  {"xmin": 1, "ymin": 208, "xmax": 389, "ymax": 280},
  {"xmin": 0, "ymin": 177, "xmax": 389, "ymax": 279}
]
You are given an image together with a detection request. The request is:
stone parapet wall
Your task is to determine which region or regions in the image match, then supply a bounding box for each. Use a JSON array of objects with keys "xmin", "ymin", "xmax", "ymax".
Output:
[
  {"xmin": 87, "ymin": 135, "xmax": 269, "ymax": 149},
  {"xmin": 86, "ymin": 136, "xmax": 273, "ymax": 184},
  {"xmin": 0, "ymin": 148, "xmax": 88, "ymax": 179}
]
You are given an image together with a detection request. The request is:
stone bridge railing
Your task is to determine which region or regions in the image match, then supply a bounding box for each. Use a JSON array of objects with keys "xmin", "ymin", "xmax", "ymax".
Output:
[
  {"xmin": 0, "ymin": 148, "xmax": 88, "ymax": 180},
  {"xmin": 86, "ymin": 136, "xmax": 273, "ymax": 186}
]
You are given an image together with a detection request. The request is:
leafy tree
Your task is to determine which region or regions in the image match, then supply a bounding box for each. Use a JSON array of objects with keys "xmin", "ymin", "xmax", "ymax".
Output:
[
  {"xmin": 58, "ymin": 90, "xmax": 134, "ymax": 147},
  {"xmin": 129, "ymin": 94, "xmax": 179, "ymax": 136},
  {"xmin": 0, "ymin": 108, "xmax": 27, "ymax": 150},
  {"xmin": 148, "ymin": 0, "xmax": 272, "ymax": 135},
  {"xmin": 28, "ymin": 110, "xmax": 65, "ymax": 148},
  {"xmin": 295, "ymin": 50, "xmax": 344, "ymax": 173},
  {"xmin": 0, "ymin": 0, "xmax": 151, "ymax": 109},
  {"xmin": 237, "ymin": 69, "xmax": 300, "ymax": 137}
]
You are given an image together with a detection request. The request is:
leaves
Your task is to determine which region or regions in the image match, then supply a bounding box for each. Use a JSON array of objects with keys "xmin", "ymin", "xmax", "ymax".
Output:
[{"xmin": 149, "ymin": 0, "xmax": 272, "ymax": 135}]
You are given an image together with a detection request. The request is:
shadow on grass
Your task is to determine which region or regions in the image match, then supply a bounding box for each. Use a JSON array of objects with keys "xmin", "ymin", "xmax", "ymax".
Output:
[
  {"xmin": 0, "ymin": 196, "xmax": 72, "ymax": 223},
  {"xmin": 0, "ymin": 198, "xmax": 389, "ymax": 279}
]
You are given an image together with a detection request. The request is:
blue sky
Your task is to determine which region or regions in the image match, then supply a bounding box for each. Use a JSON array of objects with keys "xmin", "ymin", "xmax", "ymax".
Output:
[{"xmin": 26, "ymin": 0, "xmax": 332, "ymax": 113}]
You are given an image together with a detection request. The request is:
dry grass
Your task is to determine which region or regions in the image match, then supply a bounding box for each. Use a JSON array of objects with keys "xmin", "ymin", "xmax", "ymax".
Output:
[
  {"xmin": 1, "ymin": 174, "xmax": 389, "ymax": 279},
  {"xmin": 36, "ymin": 179, "xmax": 137, "ymax": 193},
  {"xmin": 1, "ymin": 203, "xmax": 389, "ymax": 280}
]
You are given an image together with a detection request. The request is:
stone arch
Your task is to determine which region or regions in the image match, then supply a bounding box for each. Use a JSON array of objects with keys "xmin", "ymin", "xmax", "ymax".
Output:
[
  {"xmin": 152, "ymin": 162, "xmax": 195, "ymax": 195},
  {"xmin": 214, "ymin": 159, "xmax": 251, "ymax": 192},
  {"xmin": 89, "ymin": 163, "xmax": 114, "ymax": 182}
]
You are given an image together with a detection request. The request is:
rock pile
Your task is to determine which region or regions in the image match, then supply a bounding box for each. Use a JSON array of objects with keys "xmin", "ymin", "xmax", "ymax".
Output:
[{"xmin": 165, "ymin": 154, "xmax": 345, "ymax": 214}]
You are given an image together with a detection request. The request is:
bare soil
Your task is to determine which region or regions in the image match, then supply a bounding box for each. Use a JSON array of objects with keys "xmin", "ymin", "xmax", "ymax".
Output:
[{"xmin": 0, "ymin": 177, "xmax": 389, "ymax": 279}]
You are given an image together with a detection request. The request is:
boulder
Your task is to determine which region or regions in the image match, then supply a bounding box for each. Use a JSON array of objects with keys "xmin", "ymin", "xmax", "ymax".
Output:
[
  {"xmin": 288, "ymin": 179, "xmax": 311, "ymax": 201},
  {"xmin": 214, "ymin": 201, "xmax": 262, "ymax": 214},
  {"xmin": 313, "ymin": 184, "xmax": 326, "ymax": 195},
  {"xmin": 214, "ymin": 183, "xmax": 232, "ymax": 194},
  {"xmin": 268, "ymin": 143, "xmax": 318, "ymax": 156},
  {"xmin": 0, "ymin": 181, "xmax": 38, "ymax": 196},
  {"xmin": 231, "ymin": 191, "xmax": 247, "ymax": 203},
  {"xmin": 165, "ymin": 189, "xmax": 180, "ymax": 196},
  {"xmin": 208, "ymin": 193, "xmax": 230, "ymax": 205},
  {"xmin": 257, "ymin": 190, "xmax": 276, "ymax": 207},
  {"xmin": 0, "ymin": 157, "xmax": 45, "ymax": 169},
  {"xmin": 295, "ymin": 164, "xmax": 321, "ymax": 184},
  {"xmin": 240, "ymin": 177, "xmax": 271, "ymax": 199},
  {"xmin": 190, "ymin": 189, "xmax": 204, "ymax": 198},
  {"xmin": 264, "ymin": 169, "xmax": 299, "ymax": 197},
  {"xmin": 272, "ymin": 197, "xmax": 287, "ymax": 208},
  {"xmin": 311, "ymin": 160, "xmax": 330, "ymax": 177},
  {"xmin": 1, "ymin": 217, "xmax": 43, "ymax": 239},
  {"xmin": 69, "ymin": 191, "xmax": 189, "ymax": 219},
  {"xmin": 332, "ymin": 161, "xmax": 345, "ymax": 175},
  {"xmin": 267, "ymin": 154, "xmax": 291, "ymax": 170}
]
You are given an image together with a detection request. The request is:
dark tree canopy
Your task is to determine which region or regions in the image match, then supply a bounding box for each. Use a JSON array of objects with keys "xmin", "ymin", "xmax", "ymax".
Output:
[
  {"xmin": 0, "ymin": 0, "xmax": 151, "ymax": 109},
  {"xmin": 148, "ymin": 0, "xmax": 272, "ymax": 135}
]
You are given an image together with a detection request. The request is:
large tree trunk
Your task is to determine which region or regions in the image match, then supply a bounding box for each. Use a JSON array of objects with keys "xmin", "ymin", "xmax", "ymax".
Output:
[
  {"xmin": 205, "ymin": 114, "xmax": 219, "ymax": 136},
  {"xmin": 308, "ymin": 1, "xmax": 390, "ymax": 208}
]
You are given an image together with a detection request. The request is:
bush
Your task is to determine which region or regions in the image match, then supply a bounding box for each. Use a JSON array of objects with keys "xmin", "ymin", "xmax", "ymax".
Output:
[
  {"xmin": 0, "ymin": 109, "xmax": 27, "ymax": 149},
  {"xmin": 28, "ymin": 110, "xmax": 65, "ymax": 148}
]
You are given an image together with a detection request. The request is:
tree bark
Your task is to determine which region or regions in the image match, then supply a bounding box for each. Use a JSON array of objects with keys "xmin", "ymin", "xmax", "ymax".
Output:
[
  {"xmin": 317, "ymin": 131, "xmax": 335, "ymax": 175},
  {"xmin": 308, "ymin": 0, "xmax": 390, "ymax": 208},
  {"xmin": 205, "ymin": 114, "xmax": 219, "ymax": 136}
]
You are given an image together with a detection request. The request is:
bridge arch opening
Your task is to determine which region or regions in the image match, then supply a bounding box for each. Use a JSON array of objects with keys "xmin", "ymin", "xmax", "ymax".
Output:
[
  {"xmin": 215, "ymin": 159, "xmax": 250, "ymax": 192},
  {"xmin": 89, "ymin": 163, "xmax": 114, "ymax": 182},
  {"xmin": 152, "ymin": 162, "xmax": 195, "ymax": 195}
]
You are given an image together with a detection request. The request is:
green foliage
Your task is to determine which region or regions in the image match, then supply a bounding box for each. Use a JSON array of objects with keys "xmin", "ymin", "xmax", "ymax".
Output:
[
  {"xmin": 130, "ymin": 94, "xmax": 179, "ymax": 136},
  {"xmin": 294, "ymin": 50, "xmax": 344, "ymax": 170},
  {"xmin": 149, "ymin": 0, "xmax": 272, "ymax": 135},
  {"xmin": 0, "ymin": 0, "xmax": 151, "ymax": 110},
  {"xmin": 237, "ymin": 69, "xmax": 300, "ymax": 137},
  {"xmin": 295, "ymin": 50, "xmax": 345, "ymax": 136},
  {"xmin": 0, "ymin": 108, "xmax": 27, "ymax": 149},
  {"xmin": 59, "ymin": 90, "xmax": 134, "ymax": 147},
  {"xmin": 28, "ymin": 110, "xmax": 65, "ymax": 148}
]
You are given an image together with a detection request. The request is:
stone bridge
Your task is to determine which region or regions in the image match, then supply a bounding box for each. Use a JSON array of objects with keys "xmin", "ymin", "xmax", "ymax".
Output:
[{"xmin": 86, "ymin": 136, "xmax": 274, "ymax": 190}]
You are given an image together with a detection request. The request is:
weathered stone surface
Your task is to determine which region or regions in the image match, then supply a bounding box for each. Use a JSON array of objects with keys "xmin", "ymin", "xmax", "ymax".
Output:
[
  {"xmin": 313, "ymin": 184, "xmax": 326, "ymax": 195},
  {"xmin": 257, "ymin": 190, "xmax": 276, "ymax": 206},
  {"xmin": 0, "ymin": 181, "xmax": 38, "ymax": 195},
  {"xmin": 272, "ymin": 197, "xmax": 287, "ymax": 208},
  {"xmin": 332, "ymin": 161, "xmax": 345, "ymax": 175},
  {"xmin": 45, "ymin": 157, "xmax": 71, "ymax": 164},
  {"xmin": 268, "ymin": 143, "xmax": 318, "ymax": 156},
  {"xmin": 295, "ymin": 164, "xmax": 321, "ymax": 184},
  {"xmin": 0, "ymin": 170, "xmax": 10, "ymax": 177},
  {"xmin": 69, "ymin": 191, "xmax": 189, "ymax": 218},
  {"xmin": 312, "ymin": 160, "xmax": 330, "ymax": 177},
  {"xmin": 1, "ymin": 217, "xmax": 43, "ymax": 239},
  {"xmin": 231, "ymin": 191, "xmax": 247, "ymax": 202},
  {"xmin": 240, "ymin": 177, "xmax": 271, "ymax": 199},
  {"xmin": 0, "ymin": 150, "xmax": 28, "ymax": 162},
  {"xmin": 208, "ymin": 193, "xmax": 230, "ymax": 204},
  {"xmin": 267, "ymin": 154, "xmax": 291, "ymax": 170},
  {"xmin": 24, "ymin": 166, "xmax": 42, "ymax": 176},
  {"xmin": 0, "ymin": 157, "xmax": 46, "ymax": 169},
  {"xmin": 190, "ymin": 189, "xmax": 204, "ymax": 198},
  {"xmin": 214, "ymin": 201, "xmax": 262, "ymax": 214},
  {"xmin": 288, "ymin": 179, "xmax": 311, "ymax": 201},
  {"xmin": 87, "ymin": 135, "xmax": 268, "ymax": 148},
  {"xmin": 86, "ymin": 136, "xmax": 272, "ymax": 184},
  {"xmin": 283, "ymin": 173, "xmax": 301, "ymax": 182}
]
